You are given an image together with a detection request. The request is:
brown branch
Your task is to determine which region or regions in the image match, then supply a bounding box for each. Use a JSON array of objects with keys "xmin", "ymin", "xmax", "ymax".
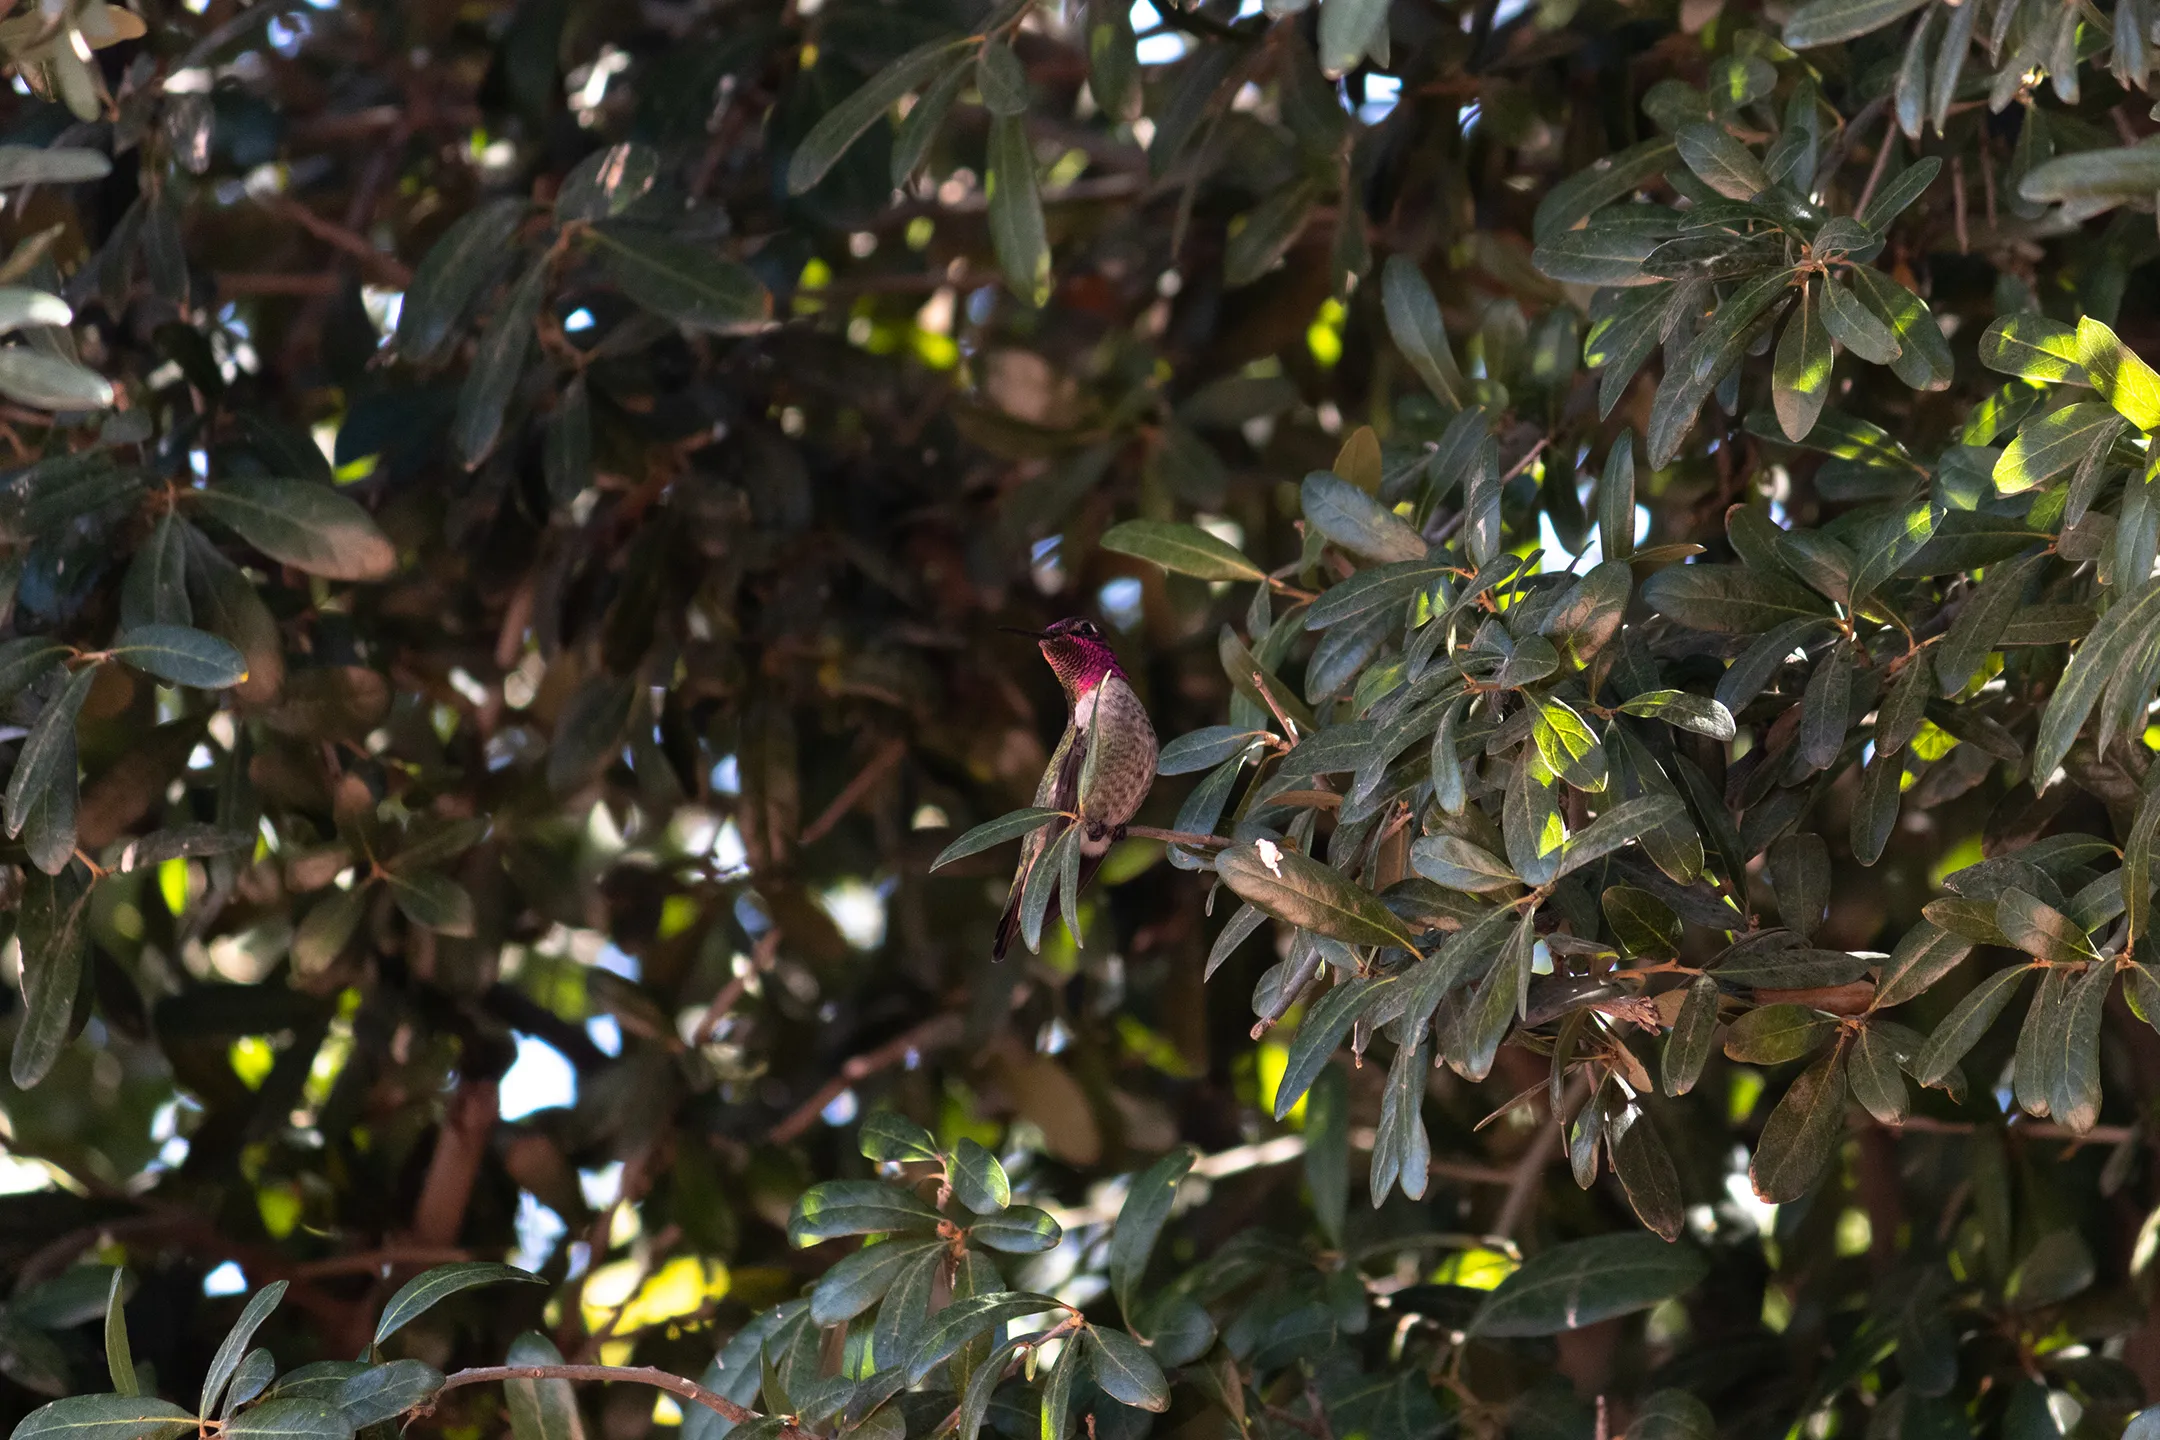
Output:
[
  {"xmin": 799, "ymin": 737, "xmax": 908, "ymax": 846},
  {"xmin": 691, "ymin": 928, "xmax": 780, "ymax": 1048},
  {"xmin": 1121, "ymin": 825, "xmax": 1230, "ymax": 850},
  {"xmin": 291, "ymin": 1246, "xmax": 470, "ymax": 1279},
  {"xmin": 255, "ymin": 194, "xmax": 414, "ymax": 287},
  {"xmin": 436, "ymin": 1364, "xmax": 792, "ymax": 1434},
  {"xmin": 410, "ymin": 1077, "xmax": 499, "ymax": 1247},
  {"xmin": 769, "ymin": 1013, "xmax": 964, "ymax": 1144}
]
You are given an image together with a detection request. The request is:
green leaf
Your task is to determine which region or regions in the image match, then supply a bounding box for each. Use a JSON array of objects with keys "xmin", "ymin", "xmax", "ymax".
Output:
[
  {"xmin": 386, "ymin": 868, "xmax": 477, "ymax": 938},
  {"xmin": 1409, "ymin": 835, "xmax": 1517, "ymax": 891},
  {"xmin": 1040, "ymin": 1336, "xmax": 1077, "ymax": 1440},
  {"xmin": 202, "ymin": 1282, "xmax": 288, "ymax": 1416},
  {"xmin": 0, "ymin": 287, "xmax": 72, "ymax": 337},
  {"xmin": 930, "ymin": 808, "xmax": 1061, "ymax": 869},
  {"xmin": 1100, "ymin": 519, "xmax": 1267, "ymax": 581},
  {"xmin": 393, "ymin": 198, "xmax": 526, "ymax": 364},
  {"xmin": 9, "ymin": 1396, "xmax": 196, "ymax": 1440},
  {"xmin": 1996, "ymin": 888, "xmax": 2099, "ymax": 964},
  {"xmin": 1641, "ymin": 563, "xmax": 1832, "ymax": 634},
  {"xmin": 1470, "ymin": 1233, "xmax": 1709, "ymax": 1336},
  {"xmin": 1676, "ymin": 122, "xmax": 1770, "ymax": 200},
  {"xmin": 1110, "ymin": 1145, "xmax": 1196, "ymax": 1316},
  {"xmin": 1747, "ymin": 1049, "xmax": 1848, "ymax": 1202},
  {"xmin": 373, "ymin": 1263, "xmax": 542, "ymax": 1346},
  {"xmin": 858, "ymin": 1112, "xmax": 940, "ymax": 1164},
  {"xmin": 1158, "ymin": 727, "xmax": 1265, "ymax": 776},
  {"xmin": 1872, "ymin": 920, "xmax": 1974, "ymax": 1010},
  {"xmin": 1301, "ymin": 470, "xmax": 1427, "ymax": 563},
  {"xmin": 1216, "ymin": 840, "xmax": 1419, "ymax": 949},
  {"xmin": 1782, "ymin": 0, "xmax": 1928, "ymax": 46},
  {"xmin": 2019, "ymin": 145, "xmax": 2160, "ymax": 212},
  {"xmin": 2035, "ymin": 580, "xmax": 2160, "ymax": 779},
  {"xmin": 1276, "ymin": 977, "xmax": 1385, "ymax": 1120},
  {"xmin": 0, "ymin": 639, "xmax": 66, "ymax": 709},
  {"xmin": 1381, "ymin": 256, "xmax": 1466, "ymax": 409},
  {"xmin": 1555, "ymin": 795, "xmax": 1683, "ymax": 878},
  {"xmin": 453, "ymin": 248, "xmax": 550, "ymax": 468},
  {"xmin": 1599, "ymin": 432, "xmax": 1637, "ymax": 561},
  {"xmin": 1913, "ymin": 964, "xmax": 2032, "ymax": 1086},
  {"xmin": 1304, "ymin": 1064, "xmax": 1349, "ymax": 1245},
  {"xmin": 4, "ymin": 663, "xmax": 95, "ymax": 850},
  {"xmin": 2077, "ymin": 315, "xmax": 2160, "ymax": 430},
  {"xmin": 13, "ymin": 868, "xmax": 89, "ymax": 1087},
  {"xmin": 196, "ymin": 478, "xmax": 396, "ymax": 581},
  {"xmin": 0, "ymin": 146, "xmax": 113, "ymax": 187},
  {"xmin": 337, "ymin": 1361, "xmax": 444, "ymax": 1429},
  {"xmin": 976, "ymin": 37, "xmax": 1030, "ymax": 115},
  {"xmin": 592, "ymin": 226, "xmax": 769, "ymax": 330},
  {"xmin": 504, "ymin": 1336, "xmax": 583, "ymax": 1440},
  {"xmin": 787, "ymin": 38, "xmax": 975, "ymax": 195},
  {"xmin": 1996, "ymin": 402, "xmax": 2123, "ymax": 493},
  {"xmin": 1937, "ymin": 551, "xmax": 2042, "ymax": 695},
  {"xmin": 1632, "ymin": 1391, "xmax": 1715, "ymax": 1440},
  {"xmin": 986, "ymin": 114, "xmax": 1049, "ymax": 305},
  {"xmin": 1847, "ymin": 1023, "xmax": 1909, "ymax": 1124},
  {"xmin": 1617, "ymin": 690, "xmax": 1735, "ymax": 740},
  {"xmin": 1662, "ymin": 974, "xmax": 1720, "ymax": 1097},
  {"xmin": 0, "ymin": 345, "xmax": 111, "ymax": 411},
  {"xmin": 1535, "ymin": 140, "xmax": 1678, "ymax": 241},
  {"xmin": 1089, "ymin": 1328, "xmax": 1171, "ymax": 1412},
  {"xmin": 811, "ymin": 1238, "xmax": 941, "ymax": 1325},
  {"xmin": 1610, "ymin": 1106, "xmax": 1683, "ymax": 1241},
  {"xmin": 1772, "ymin": 279, "xmax": 1832, "ymax": 440},
  {"xmin": 1224, "ymin": 180, "xmax": 1321, "ymax": 288},
  {"xmin": 555, "ymin": 142, "xmax": 659, "ymax": 223},
  {"xmin": 1532, "ymin": 224, "xmax": 1664, "ymax": 287},
  {"xmin": 948, "ymin": 1137, "xmax": 1010, "ymax": 1213},
  {"xmin": 1858, "ymin": 156, "xmax": 1941, "ymax": 228},
  {"xmin": 907, "ymin": 1293, "xmax": 1068, "ymax": 1384},
  {"xmin": 104, "ymin": 1271, "xmax": 136, "ymax": 1397},
  {"xmin": 1846, "ymin": 265, "xmax": 1953, "ymax": 391},
  {"xmin": 109, "ymin": 625, "xmax": 248, "ymax": 689},
  {"xmin": 968, "ymin": 1205, "xmax": 1063, "ymax": 1253},
  {"xmin": 1723, "ymin": 1003, "xmax": 1837, "ymax": 1064},
  {"xmin": 1979, "ymin": 313, "xmax": 2089, "ymax": 386},
  {"xmin": 1021, "ymin": 823, "xmax": 1076, "ymax": 953},
  {"xmin": 788, "ymin": 1180, "xmax": 943, "ymax": 1246},
  {"xmin": 1820, "ymin": 276, "xmax": 1901, "ymax": 365}
]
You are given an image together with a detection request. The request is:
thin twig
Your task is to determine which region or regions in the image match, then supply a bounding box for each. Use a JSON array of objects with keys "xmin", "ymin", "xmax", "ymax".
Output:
[
  {"xmin": 769, "ymin": 1013, "xmax": 964, "ymax": 1144},
  {"xmin": 254, "ymin": 194, "xmax": 413, "ymax": 286},
  {"xmin": 1952, "ymin": 153, "xmax": 1970, "ymax": 254},
  {"xmin": 691, "ymin": 928, "xmax": 780, "ymax": 1048},
  {"xmin": 435, "ymin": 1365, "xmax": 789, "ymax": 1433},
  {"xmin": 1855, "ymin": 108, "xmax": 1899, "ymax": 218},
  {"xmin": 1122, "ymin": 825, "xmax": 1230, "ymax": 849},
  {"xmin": 800, "ymin": 738, "xmax": 908, "ymax": 846}
]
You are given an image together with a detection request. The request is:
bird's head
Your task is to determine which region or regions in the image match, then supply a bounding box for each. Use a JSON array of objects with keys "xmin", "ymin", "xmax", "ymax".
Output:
[{"xmin": 1005, "ymin": 617, "xmax": 1122, "ymax": 695}]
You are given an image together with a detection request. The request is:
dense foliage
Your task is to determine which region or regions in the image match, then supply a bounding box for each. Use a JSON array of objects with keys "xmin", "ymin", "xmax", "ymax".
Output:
[{"xmin": 14, "ymin": 0, "xmax": 2160, "ymax": 1435}]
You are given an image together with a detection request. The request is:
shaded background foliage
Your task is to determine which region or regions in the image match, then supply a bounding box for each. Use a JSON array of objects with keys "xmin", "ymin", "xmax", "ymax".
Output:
[{"xmin": 10, "ymin": 0, "xmax": 2160, "ymax": 1434}]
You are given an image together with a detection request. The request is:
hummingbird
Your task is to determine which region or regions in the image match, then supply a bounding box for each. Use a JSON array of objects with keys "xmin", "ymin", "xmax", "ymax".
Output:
[{"xmin": 993, "ymin": 618, "xmax": 1159, "ymax": 960}]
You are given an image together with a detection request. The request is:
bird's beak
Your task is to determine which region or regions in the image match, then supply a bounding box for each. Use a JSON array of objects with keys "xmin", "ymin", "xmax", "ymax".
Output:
[{"xmin": 1000, "ymin": 626, "xmax": 1049, "ymax": 640}]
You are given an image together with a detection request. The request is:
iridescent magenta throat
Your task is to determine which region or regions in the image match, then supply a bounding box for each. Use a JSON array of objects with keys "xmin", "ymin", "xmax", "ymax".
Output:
[{"xmin": 1040, "ymin": 637, "xmax": 1121, "ymax": 695}]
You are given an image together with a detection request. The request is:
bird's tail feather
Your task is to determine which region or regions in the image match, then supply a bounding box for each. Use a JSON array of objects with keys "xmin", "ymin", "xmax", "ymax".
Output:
[{"xmin": 991, "ymin": 844, "xmax": 1106, "ymax": 961}]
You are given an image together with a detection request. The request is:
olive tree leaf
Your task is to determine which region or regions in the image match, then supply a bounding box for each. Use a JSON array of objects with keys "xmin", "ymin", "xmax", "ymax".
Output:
[
  {"xmin": 1470, "ymin": 1234, "xmax": 1708, "ymax": 1336},
  {"xmin": 196, "ymin": 478, "xmax": 397, "ymax": 581},
  {"xmin": 109, "ymin": 625, "xmax": 248, "ymax": 689},
  {"xmin": 930, "ymin": 808, "xmax": 1062, "ymax": 869},
  {"xmin": 1109, "ymin": 1146, "xmax": 1197, "ymax": 1315},
  {"xmin": 592, "ymin": 227, "xmax": 770, "ymax": 330},
  {"xmin": 1748, "ymin": 1049, "xmax": 1849, "ymax": 1202},
  {"xmin": 1216, "ymin": 840, "xmax": 1418, "ymax": 949},
  {"xmin": 1381, "ymin": 255, "xmax": 1466, "ymax": 408},
  {"xmin": 1101, "ymin": 520, "xmax": 1267, "ymax": 581},
  {"xmin": 1913, "ymin": 964, "xmax": 2034, "ymax": 1086},
  {"xmin": 9, "ymin": 1396, "xmax": 196, "ymax": 1440},
  {"xmin": 786, "ymin": 38, "xmax": 976, "ymax": 195}
]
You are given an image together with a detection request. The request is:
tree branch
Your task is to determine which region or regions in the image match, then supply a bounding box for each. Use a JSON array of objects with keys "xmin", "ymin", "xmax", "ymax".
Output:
[
  {"xmin": 769, "ymin": 1012, "xmax": 964, "ymax": 1143},
  {"xmin": 436, "ymin": 1364, "xmax": 790, "ymax": 1434}
]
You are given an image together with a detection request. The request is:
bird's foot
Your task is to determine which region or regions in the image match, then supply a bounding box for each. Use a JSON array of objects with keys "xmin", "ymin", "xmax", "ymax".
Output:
[{"xmin": 1085, "ymin": 818, "xmax": 1111, "ymax": 844}]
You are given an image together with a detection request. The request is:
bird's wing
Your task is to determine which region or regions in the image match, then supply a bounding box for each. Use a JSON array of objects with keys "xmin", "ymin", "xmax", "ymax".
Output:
[{"xmin": 1047, "ymin": 720, "xmax": 1090, "ymax": 816}]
